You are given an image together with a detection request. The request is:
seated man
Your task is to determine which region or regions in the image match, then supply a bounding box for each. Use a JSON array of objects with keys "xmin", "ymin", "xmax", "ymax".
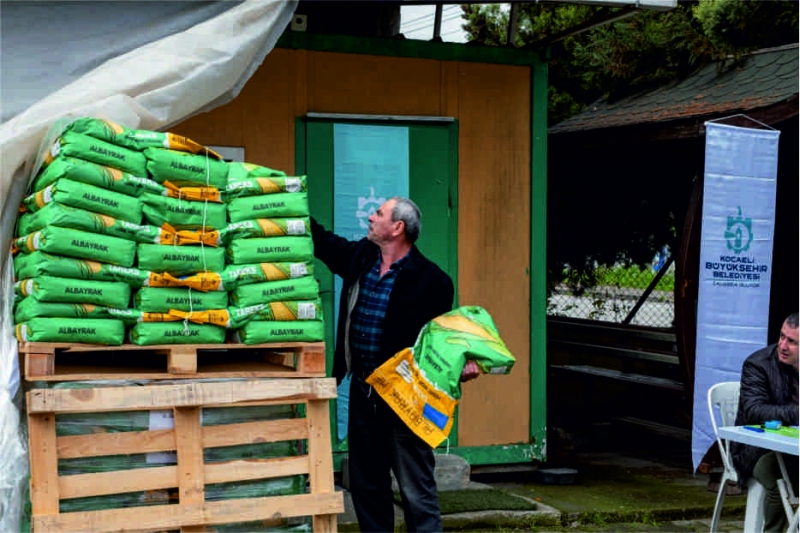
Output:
[{"xmin": 732, "ymin": 312, "xmax": 799, "ymax": 533}]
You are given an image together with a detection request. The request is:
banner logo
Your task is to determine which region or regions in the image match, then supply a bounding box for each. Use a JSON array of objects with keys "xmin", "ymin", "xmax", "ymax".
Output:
[
  {"xmin": 724, "ymin": 206, "xmax": 753, "ymax": 254},
  {"xmin": 355, "ymin": 187, "xmax": 385, "ymax": 230}
]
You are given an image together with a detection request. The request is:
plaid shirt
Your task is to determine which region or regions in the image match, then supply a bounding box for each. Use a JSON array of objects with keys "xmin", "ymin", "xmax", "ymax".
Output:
[{"xmin": 350, "ymin": 252, "xmax": 409, "ymax": 373}]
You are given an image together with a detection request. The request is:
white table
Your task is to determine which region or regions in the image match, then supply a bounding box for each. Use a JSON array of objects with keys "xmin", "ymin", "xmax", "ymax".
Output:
[{"xmin": 718, "ymin": 426, "xmax": 799, "ymax": 532}]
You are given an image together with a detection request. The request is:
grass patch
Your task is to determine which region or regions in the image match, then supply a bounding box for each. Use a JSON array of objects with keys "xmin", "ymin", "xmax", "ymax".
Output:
[{"xmin": 394, "ymin": 488, "xmax": 537, "ymax": 514}]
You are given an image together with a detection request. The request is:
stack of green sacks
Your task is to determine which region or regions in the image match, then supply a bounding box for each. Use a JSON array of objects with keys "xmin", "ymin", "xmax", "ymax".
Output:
[
  {"xmin": 222, "ymin": 163, "xmax": 324, "ymax": 344},
  {"xmin": 20, "ymin": 379, "xmax": 311, "ymax": 533},
  {"xmin": 12, "ymin": 117, "xmax": 325, "ymax": 347},
  {"xmin": 11, "ymin": 117, "xmax": 225, "ymax": 346},
  {"xmin": 13, "ymin": 122, "xmax": 156, "ymax": 345},
  {"xmin": 132, "ymin": 142, "xmax": 230, "ymax": 345}
]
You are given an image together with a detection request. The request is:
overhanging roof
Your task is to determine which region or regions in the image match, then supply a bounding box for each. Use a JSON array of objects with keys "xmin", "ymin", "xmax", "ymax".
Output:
[{"xmin": 549, "ymin": 44, "xmax": 799, "ymax": 140}]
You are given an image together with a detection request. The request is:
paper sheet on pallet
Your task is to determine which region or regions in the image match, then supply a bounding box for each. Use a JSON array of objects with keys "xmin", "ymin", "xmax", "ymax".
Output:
[{"xmin": 0, "ymin": 2, "xmax": 297, "ymax": 530}]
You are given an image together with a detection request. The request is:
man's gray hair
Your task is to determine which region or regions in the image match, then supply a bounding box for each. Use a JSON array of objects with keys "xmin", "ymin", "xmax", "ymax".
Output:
[
  {"xmin": 390, "ymin": 196, "xmax": 421, "ymax": 243},
  {"xmin": 785, "ymin": 312, "xmax": 798, "ymax": 329}
]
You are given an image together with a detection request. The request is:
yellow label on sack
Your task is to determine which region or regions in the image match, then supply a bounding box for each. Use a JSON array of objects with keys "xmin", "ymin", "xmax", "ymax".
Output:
[
  {"xmin": 164, "ymin": 133, "xmax": 223, "ymax": 159},
  {"xmin": 147, "ymin": 272, "xmax": 185, "ymax": 289},
  {"xmin": 256, "ymin": 219, "xmax": 287, "ymax": 236},
  {"xmin": 268, "ymin": 302, "xmax": 296, "ymax": 321},
  {"xmin": 170, "ymin": 309, "xmax": 230, "ymax": 327},
  {"xmin": 256, "ymin": 178, "xmax": 283, "ymax": 194},
  {"xmin": 163, "ymin": 180, "xmax": 222, "ymax": 203},
  {"xmin": 175, "ymin": 229, "xmax": 222, "ymax": 247},
  {"xmin": 178, "ymin": 272, "xmax": 223, "ymax": 292},
  {"xmin": 366, "ymin": 348, "xmax": 458, "ymax": 449},
  {"xmin": 260, "ymin": 263, "xmax": 290, "ymax": 281}
]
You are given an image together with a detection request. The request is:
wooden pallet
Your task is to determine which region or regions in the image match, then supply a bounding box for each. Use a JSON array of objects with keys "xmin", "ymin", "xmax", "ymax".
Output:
[
  {"xmin": 19, "ymin": 341, "xmax": 326, "ymax": 381},
  {"xmin": 27, "ymin": 378, "xmax": 343, "ymax": 533}
]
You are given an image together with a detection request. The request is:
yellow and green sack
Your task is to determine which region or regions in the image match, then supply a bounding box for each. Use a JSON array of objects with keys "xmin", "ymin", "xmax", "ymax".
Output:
[
  {"xmin": 229, "ymin": 276, "xmax": 319, "ymax": 307},
  {"xmin": 31, "ymin": 156, "xmax": 161, "ymax": 197},
  {"xmin": 234, "ymin": 320, "xmax": 324, "ymax": 344},
  {"xmin": 15, "ymin": 276, "xmax": 131, "ymax": 309},
  {"xmin": 134, "ymin": 287, "xmax": 229, "ymax": 313},
  {"xmin": 44, "ymin": 131, "xmax": 148, "ymax": 177},
  {"xmin": 16, "ymin": 317, "xmax": 125, "ymax": 345},
  {"xmin": 13, "ymin": 226, "xmax": 137, "ymax": 267},
  {"xmin": 137, "ymin": 243, "xmax": 225, "ymax": 275},
  {"xmin": 224, "ymin": 175, "xmax": 306, "ymax": 200},
  {"xmin": 15, "ymin": 300, "xmax": 119, "ymax": 323},
  {"xmin": 22, "ymin": 177, "xmax": 143, "ymax": 224},
  {"xmin": 222, "ymin": 218, "xmax": 310, "ymax": 244},
  {"xmin": 173, "ymin": 299, "xmax": 323, "ymax": 329},
  {"xmin": 17, "ymin": 203, "xmax": 175, "ymax": 244},
  {"xmin": 178, "ymin": 262, "xmax": 314, "ymax": 292},
  {"xmin": 226, "ymin": 161, "xmax": 287, "ymax": 181},
  {"xmin": 65, "ymin": 117, "xmax": 223, "ymax": 156},
  {"xmin": 129, "ymin": 322, "xmax": 226, "ymax": 345},
  {"xmin": 226, "ymin": 236, "xmax": 314, "ymax": 265},
  {"xmin": 141, "ymin": 193, "xmax": 227, "ymax": 231},
  {"xmin": 227, "ymin": 191, "xmax": 309, "ymax": 223},
  {"xmin": 13, "ymin": 252, "xmax": 180, "ymax": 288},
  {"xmin": 366, "ymin": 306, "xmax": 515, "ymax": 448},
  {"xmin": 144, "ymin": 147, "xmax": 228, "ymax": 189}
]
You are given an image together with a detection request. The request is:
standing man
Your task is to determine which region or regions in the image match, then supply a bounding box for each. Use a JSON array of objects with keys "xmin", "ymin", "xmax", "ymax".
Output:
[
  {"xmin": 732, "ymin": 312, "xmax": 798, "ymax": 532},
  {"xmin": 311, "ymin": 196, "xmax": 478, "ymax": 533}
]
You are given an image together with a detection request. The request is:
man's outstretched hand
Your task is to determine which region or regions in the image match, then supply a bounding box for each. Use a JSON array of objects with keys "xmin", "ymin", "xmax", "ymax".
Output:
[{"xmin": 460, "ymin": 360, "xmax": 480, "ymax": 382}]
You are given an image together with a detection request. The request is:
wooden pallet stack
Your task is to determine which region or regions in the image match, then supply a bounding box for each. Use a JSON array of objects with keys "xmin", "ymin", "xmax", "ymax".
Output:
[{"xmin": 21, "ymin": 341, "xmax": 344, "ymax": 533}]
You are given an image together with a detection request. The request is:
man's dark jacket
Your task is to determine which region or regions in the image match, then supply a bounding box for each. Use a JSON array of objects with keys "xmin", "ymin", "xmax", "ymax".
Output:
[
  {"xmin": 731, "ymin": 343, "xmax": 799, "ymax": 484},
  {"xmin": 310, "ymin": 218, "xmax": 455, "ymax": 383}
]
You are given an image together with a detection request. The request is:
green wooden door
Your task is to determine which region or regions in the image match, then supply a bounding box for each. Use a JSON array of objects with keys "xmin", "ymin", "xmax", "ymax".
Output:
[{"xmin": 297, "ymin": 118, "xmax": 458, "ymax": 457}]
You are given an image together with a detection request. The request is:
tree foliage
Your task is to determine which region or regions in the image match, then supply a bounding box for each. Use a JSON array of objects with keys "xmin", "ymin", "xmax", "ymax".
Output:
[
  {"xmin": 461, "ymin": 0, "xmax": 798, "ymax": 296},
  {"xmin": 462, "ymin": 1, "xmax": 798, "ymax": 125}
]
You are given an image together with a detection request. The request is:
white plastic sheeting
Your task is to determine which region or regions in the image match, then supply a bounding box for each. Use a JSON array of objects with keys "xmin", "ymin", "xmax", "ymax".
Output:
[{"xmin": 0, "ymin": 1, "xmax": 296, "ymax": 529}]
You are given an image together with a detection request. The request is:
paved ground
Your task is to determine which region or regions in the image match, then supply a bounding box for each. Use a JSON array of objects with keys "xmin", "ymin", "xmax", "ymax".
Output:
[{"xmin": 335, "ymin": 446, "xmax": 749, "ymax": 532}]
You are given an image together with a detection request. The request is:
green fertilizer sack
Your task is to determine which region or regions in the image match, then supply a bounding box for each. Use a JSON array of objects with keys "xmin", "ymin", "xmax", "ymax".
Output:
[
  {"xmin": 32, "ymin": 156, "xmax": 161, "ymax": 197},
  {"xmin": 144, "ymin": 147, "xmax": 228, "ymax": 189},
  {"xmin": 227, "ymin": 192, "xmax": 309, "ymax": 223},
  {"xmin": 65, "ymin": 117, "xmax": 224, "ymax": 156},
  {"xmin": 178, "ymin": 261, "xmax": 314, "ymax": 292},
  {"xmin": 137, "ymin": 243, "xmax": 225, "ymax": 275},
  {"xmin": 366, "ymin": 306, "xmax": 516, "ymax": 448},
  {"xmin": 142, "ymin": 193, "xmax": 227, "ymax": 230},
  {"xmin": 44, "ymin": 131, "xmax": 148, "ymax": 177},
  {"xmin": 175, "ymin": 299, "xmax": 323, "ymax": 329},
  {"xmin": 224, "ymin": 175, "xmax": 306, "ymax": 200},
  {"xmin": 13, "ymin": 252, "xmax": 179, "ymax": 288},
  {"xmin": 14, "ymin": 300, "xmax": 120, "ymax": 324},
  {"xmin": 226, "ymin": 161, "xmax": 287, "ymax": 182},
  {"xmin": 13, "ymin": 226, "xmax": 137, "ymax": 267},
  {"xmin": 234, "ymin": 320, "xmax": 324, "ymax": 344},
  {"xmin": 17, "ymin": 203, "xmax": 173, "ymax": 244},
  {"xmin": 22, "ymin": 177, "xmax": 142, "ymax": 224},
  {"xmin": 15, "ymin": 276, "xmax": 131, "ymax": 308},
  {"xmin": 15, "ymin": 318, "xmax": 125, "ymax": 345},
  {"xmin": 229, "ymin": 277, "xmax": 319, "ymax": 308},
  {"xmin": 129, "ymin": 322, "xmax": 226, "ymax": 345},
  {"xmin": 105, "ymin": 308, "xmax": 183, "ymax": 325},
  {"xmin": 134, "ymin": 287, "xmax": 229, "ymax": 313},
  {"xmin": 226, "ymin": 236, "xmax": 314, "ymax": 265},
  {"xmin": 222, "ymin": 218, "xmax": 310, "ymax": 244}
]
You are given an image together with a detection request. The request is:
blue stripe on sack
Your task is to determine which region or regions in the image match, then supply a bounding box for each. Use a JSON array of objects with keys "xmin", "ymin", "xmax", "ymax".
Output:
[{"xmin": 423, "ymin": 404, "xmax": 449, "ymax": 430}]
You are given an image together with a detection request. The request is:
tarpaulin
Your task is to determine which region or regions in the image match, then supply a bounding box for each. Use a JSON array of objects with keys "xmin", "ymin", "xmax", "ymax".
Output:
[{"xmin": 0, "ymin": 2, "xmax": 296, "ymax": 529}]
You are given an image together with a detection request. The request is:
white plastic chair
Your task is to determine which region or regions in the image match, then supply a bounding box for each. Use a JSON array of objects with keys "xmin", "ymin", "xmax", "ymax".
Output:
[{"xmin": 708, "ymin": 381, "xmax": 741, "ymax": 533}]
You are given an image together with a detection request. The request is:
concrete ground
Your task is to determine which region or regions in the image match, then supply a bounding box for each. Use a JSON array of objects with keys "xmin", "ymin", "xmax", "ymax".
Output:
[{"xmin": 333, "ymin": 445, "xmax": 748, "ymax": 532}]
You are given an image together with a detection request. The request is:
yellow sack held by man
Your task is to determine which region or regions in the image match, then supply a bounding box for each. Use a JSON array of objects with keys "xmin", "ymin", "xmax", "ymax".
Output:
[{"xmin": 366, "ymin": 306, "xmax": 515, "ymax": 448}]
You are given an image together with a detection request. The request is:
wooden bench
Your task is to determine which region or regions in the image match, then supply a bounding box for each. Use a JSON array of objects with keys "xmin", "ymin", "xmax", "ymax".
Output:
[
  {"xmin": 548, "ymin": 316, "xmax": 682, "ymax": 388},
  {"xmin": 547, "ymin": 317, "xmax": 689, "ymax": 440}
]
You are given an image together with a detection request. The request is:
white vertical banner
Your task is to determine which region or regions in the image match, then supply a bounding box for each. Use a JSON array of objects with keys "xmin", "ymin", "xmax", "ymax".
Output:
[{"xmin": 691, "ymin": 122, "xmax": 780, "ymax": 471}]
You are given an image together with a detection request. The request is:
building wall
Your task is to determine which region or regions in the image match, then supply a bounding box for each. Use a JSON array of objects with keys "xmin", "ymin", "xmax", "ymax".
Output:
[{"xmin": 172, "ymin": 47, "xmax": 532, "ymax": 447}]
